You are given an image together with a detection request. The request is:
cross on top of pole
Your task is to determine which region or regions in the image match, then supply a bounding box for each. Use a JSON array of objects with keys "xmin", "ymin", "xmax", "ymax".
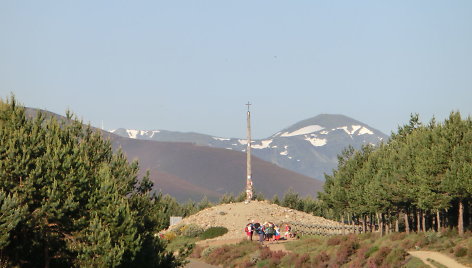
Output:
[{"xmin": 246, "ymin": 102, "xmax": 251, "ymax": 112}]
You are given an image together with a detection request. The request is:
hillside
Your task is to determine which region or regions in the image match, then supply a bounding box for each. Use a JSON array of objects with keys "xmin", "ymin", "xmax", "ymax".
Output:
[
  {"xmin": 25, "ymin": 107, "xmax": 324, "ymax": 202},
  {"xmin": 108, "ymin": 135, "xmax": 324, "ymax": 202},
  {"xmin": 112, "ymin": 114, "xmax": 389, "ymax": 180}
]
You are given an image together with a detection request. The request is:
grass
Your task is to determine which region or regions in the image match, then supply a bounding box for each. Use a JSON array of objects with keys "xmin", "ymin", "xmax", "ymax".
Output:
[
  {"xmin": 427, "ymin": 258, "xmax": 448, "ymax": 268},
  {"xmin": 188, "ymin": 231, "xmax": 472, "ymax": 267},
  {"xmin": 166, "ymin": 226, "xmax": 229, "ymax": 253},
  {"xmin": 166, "ymin": 236, "xmax": 199, "ymax": 253},
  {"xmin": 405, "ymin": 257, "xmax": 431, "ymax": 268}
]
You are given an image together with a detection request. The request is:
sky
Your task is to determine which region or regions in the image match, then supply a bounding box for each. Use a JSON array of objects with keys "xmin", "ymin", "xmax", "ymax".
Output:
[{"xmin": 1, "ymin": 1, "xmax": 471, "ymax": 139}]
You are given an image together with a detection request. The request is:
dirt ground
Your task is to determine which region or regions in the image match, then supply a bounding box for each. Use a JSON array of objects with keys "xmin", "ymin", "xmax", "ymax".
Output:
[
  {"xmin": 167, "ymin": 200, "xmax": 342, "ymax": 242},
  {"xmin": 408, "ymin": 250, "xmax": 470, "ymax": 268}
]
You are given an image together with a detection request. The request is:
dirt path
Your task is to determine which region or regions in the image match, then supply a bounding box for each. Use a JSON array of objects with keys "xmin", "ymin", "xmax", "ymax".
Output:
[
  {"xmin": 266, "ymin": 240, "xmax": 291, "ymax": 253},
  {"xmin": 408, "ymin": 250, "xmax": 469, "ymax": 268}
]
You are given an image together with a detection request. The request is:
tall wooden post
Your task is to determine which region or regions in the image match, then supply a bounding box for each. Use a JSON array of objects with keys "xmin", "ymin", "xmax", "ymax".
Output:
[{"xmin": 245, "ymin": 102, "xmax": 253, "ymax": 203}]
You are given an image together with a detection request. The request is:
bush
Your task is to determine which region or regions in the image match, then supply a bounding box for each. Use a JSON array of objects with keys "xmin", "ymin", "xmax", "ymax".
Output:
[
  {"xmin": 384, "ymin": 248, "xmax": 408, "ymax": 267},
  {"xmin": 367, "ymin": 246, "xmax": 391, "ymax": 267},
  {"xmin": 468, "ymin": 241, "xmax": 472, "ymax": 258},
  {"xmin": 335, "ymin": 237, "xmax": 360, "ymax": 265},
  {"xmin": 454, "ymin": 246, "xmax": 467, "ymax": 257},
  {"xmin": 424, "ymin": 231, "xmax": 441, "ymax": 244},
  {"xmin": 327, "ymin": 236, "xmax": 343, "ymax": 246},
  {"xmin": 182, "ymin": 223, "xmax": 204, "ymax": 237},
  {"xmin": 389, "ymin": 232, "xmax": 406, "ymax": 241},
  {"xmin": 201, "ymin": 246, "xmax": 216, "ymax": 257},
  {"xmin": 163, "ymin": 231, "xmax": 177, "ymax": 241},
  {"xmin": 199, "ymin": 226, "xmax": 228, "ymax": 240},
  {"xmin": 190, "ymin": 245, "xmax": 205, "ymax": 258},
  {"xmin": 294, "ymin": 253, "xmax": 310, "ymax": 267},
  {"xmin": 365, "ymin": 245, "xmax": 379, "ymax": 258},
  {"xmin": 171, "ymin": 223, "xmax": 186, "ymax": 235},
  {"xmin": 313, "ymin": 251, "xmax": 330, "ymax": 265}
]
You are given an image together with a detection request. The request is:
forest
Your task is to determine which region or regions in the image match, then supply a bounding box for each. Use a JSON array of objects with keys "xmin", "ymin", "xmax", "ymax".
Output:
[
  {"xmin": 0, "ymin": 97, "xmax": 195, "ymax": 267},
  {"xmin": 318, "ymin": 112, "xmax": 472, "ymax": 236},
  {"xmin": 1, "ymin": 95, "xmax": 471, "ymax": 267}
]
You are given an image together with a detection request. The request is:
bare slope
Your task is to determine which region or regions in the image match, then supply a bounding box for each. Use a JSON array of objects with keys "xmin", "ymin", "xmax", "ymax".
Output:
[
  {"xmin": 110, "ymin": 136, "xmax": 324, "ymax": 201},
  {"xmin": 25, "ymin": 107, "xmax": 324, "ymax": 202}
]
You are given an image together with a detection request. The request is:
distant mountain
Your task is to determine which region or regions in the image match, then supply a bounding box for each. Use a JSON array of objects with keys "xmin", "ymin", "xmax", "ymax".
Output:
[
  {"xmin": 112, "ymin": 114, "xmax": 389, "ymax": 180},
  {"xmin": 25, "ymin": 107, "xmax": 323, "ymax": 202}
]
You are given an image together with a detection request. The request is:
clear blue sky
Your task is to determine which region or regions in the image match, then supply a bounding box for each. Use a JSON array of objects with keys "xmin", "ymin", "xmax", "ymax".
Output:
[{"xmin": 1, "ymin": 1, "xmax": 471, "ymax": 139}]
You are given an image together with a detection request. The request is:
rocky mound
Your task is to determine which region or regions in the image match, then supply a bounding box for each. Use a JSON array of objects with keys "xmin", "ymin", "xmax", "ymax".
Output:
[{"xmin": 168, "ymin": 201, "xmax": 342, "ymax": 241}]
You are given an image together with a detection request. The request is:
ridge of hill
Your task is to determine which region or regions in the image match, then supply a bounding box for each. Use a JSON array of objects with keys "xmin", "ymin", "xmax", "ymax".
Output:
[
  {"xmin": 25, "ymin": 107, "xmax": 323, "ymax": 202},
  {"xmin": 112, "ymin": 114, "xmax": 389, "ymax": 180}
]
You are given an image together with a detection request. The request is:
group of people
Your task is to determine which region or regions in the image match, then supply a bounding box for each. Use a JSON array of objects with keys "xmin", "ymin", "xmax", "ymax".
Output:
[{"xmin": 244, "ymin": 221, "xmax": 293, "ymax": 244}]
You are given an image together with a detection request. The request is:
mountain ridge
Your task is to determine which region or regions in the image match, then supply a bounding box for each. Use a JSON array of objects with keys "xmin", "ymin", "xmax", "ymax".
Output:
[
  {"xmin": 24, "ymin": 107, "xmax": 323, "ymax": 202},
  {"xmin": 112, "ymin": 114, "xmax": 389, "ymax": 180}
]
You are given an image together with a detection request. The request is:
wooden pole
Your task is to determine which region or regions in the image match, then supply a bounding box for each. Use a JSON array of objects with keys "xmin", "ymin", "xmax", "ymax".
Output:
[{"xmin": 245, "ymin": 102, "xmax": 253, "ymax": 202}]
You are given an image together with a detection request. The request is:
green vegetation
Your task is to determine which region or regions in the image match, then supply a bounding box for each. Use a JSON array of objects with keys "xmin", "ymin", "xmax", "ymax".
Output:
[
  {"xmin": 165, "ymin": 224, "xmax": 228, "ymax": 253},
  {"xmin": 318, "ymin": 112, "xmax": 472, "ymax": 236},
  {"xmin": 199, "ymin": 226, "xmax": 229, "ymax": 240},
  {"xmin": 0, "ymin": 97, "xmax": 191, "ymax": 267},
  {"xmin": 191, "ymin": 232, "xmax": 472, "ymax": 267}
]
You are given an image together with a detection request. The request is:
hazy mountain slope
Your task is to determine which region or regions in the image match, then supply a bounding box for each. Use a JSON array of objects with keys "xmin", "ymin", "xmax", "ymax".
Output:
[
  {"xmin": 25, "ymin": 107, "xmax": 323, "ymax": 201},
  {"xmin": 109, "ymin": 136, "xmax": 323, "ymax": 201},
  {"xmin": 113, "ymin": 114, "xmax": 389, "ymax": 180}
]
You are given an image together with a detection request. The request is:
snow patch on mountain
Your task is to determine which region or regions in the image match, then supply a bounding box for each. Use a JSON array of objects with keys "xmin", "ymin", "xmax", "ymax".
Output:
[
  {"xmin": 358, "ymin": 127, "xmax": 374, "ymax": 135},
  {"xmin": 280, "ymin": 125, "xmax": 324, "ymax": 137},
  {"xmin": 337, "ymin": 125, "xmax": 361, "ymax": 135},
  {"xmin": 238, "ymin": 139, "xmax": 248, "ymax": 145},
  {"xmin": 252, "ymin": 140, "xmax": 273, "ymax": 149},
  {"xmin": 336, "ymin": 125, "xmax": 374, "ymax": 136},
  {"xmin": 280, "ymin": 146, "xmax": 289, "ymax": 156},
  {"xmin": 213, "ymin": 137, "xmax": 230, "ymax": 141},
  {"xmin": 127, "ymin": 129, "xmax": 139, "ymax": 139},
  {"xmin": 305, "ymin": 137, "xmax": 328, "ymax": 146}
]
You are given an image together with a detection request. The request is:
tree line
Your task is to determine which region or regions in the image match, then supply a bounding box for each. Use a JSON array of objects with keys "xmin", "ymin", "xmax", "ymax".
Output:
[
  {"xmin": 318, "ymin": 112, "xmax": 472, "ymax": 236},
  {"xmin": 0, "ymin": 97, "xmax": 194, "ymax": 267}
]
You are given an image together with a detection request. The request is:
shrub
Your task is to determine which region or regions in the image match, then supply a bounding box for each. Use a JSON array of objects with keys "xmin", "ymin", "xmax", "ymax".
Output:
[
  {"xmin": 442, "ymin": 228, "xmax": 457, "ymax": 238},
  {"xmin": 384, "ymin": 248, "xmax": 408, "ymax": 267},
  {"xmin": 171, "ymin": 223, "xmax": 186, "ymax": 236},
  {"xmin": 294, "ymin": 253, "xmax": 310, "ymax": 267},
  {"xmin": 367, "ymin": 246, "xmax": 391, "ymax": 267},
  {"xmin": 182, "ymin": 223, "xmax": 204, "ymax": 237},
  {"xmin": 313, "ymin": 251, "xmax": 330, "ymax": 265},
  {"xmin": 365, "ymin": 245, "xmax": 379, "ymax": 258},
  {"xmin": 248, "ymin": 251, "xmax": 261, "ymax": 264},
  {"xmin": 401, "ymin": 239, "xmax": 416, "ymax": 249},
  {"xmin": 454, "ymin": 246, "xmax": 467, "ymax": 257},
  {"xmin": 424, "ymin": 231, "xmax": 441, "ymax": 244},
  {"xmin": 259, "ymin": 246, "xmax": 272, "ymax": 260},
  {"xmin": 163, "ymin": 231, "xmax": 177, "ymax": 241},
  {"xmin": 281, "ymin": 253, "xmax": 300, "ymax": 267},
  {"xmin": 389, "ymin": 232, "xmax": 406, "ymax": 241},
  {"xmin": 468, "ymin": 241, "xmax": 472, "ymax": 258},
  {"xmin": 201, "ymin": 246, "xmax": 216, "ymax": 257},
  {"xmin": 199, "ymin": 226, "xmax": 228, "ymax": 240},
  {"xmin": 350, "ymin": 246, "xmax": 368, "ymax": 267},
  {"xmin": 327, "ymin": 236, "xmax": 343, "ymax": 246},
  {"xmin": 268, "ymin": 251, "xmax": 286, "ymax": 267},
  {"xmin": 335, "ymin": 237, "xmax": 360, "ymax": 265},
  {"xmin": 190, "ymin": 245, "xmax": 205, "ymax": 258}
]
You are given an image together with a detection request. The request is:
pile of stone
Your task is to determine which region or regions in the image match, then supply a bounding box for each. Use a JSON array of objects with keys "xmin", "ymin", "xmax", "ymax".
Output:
[{"xmin": 166, "ymin": 200, "xmax": 342, "ymax": 241}]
